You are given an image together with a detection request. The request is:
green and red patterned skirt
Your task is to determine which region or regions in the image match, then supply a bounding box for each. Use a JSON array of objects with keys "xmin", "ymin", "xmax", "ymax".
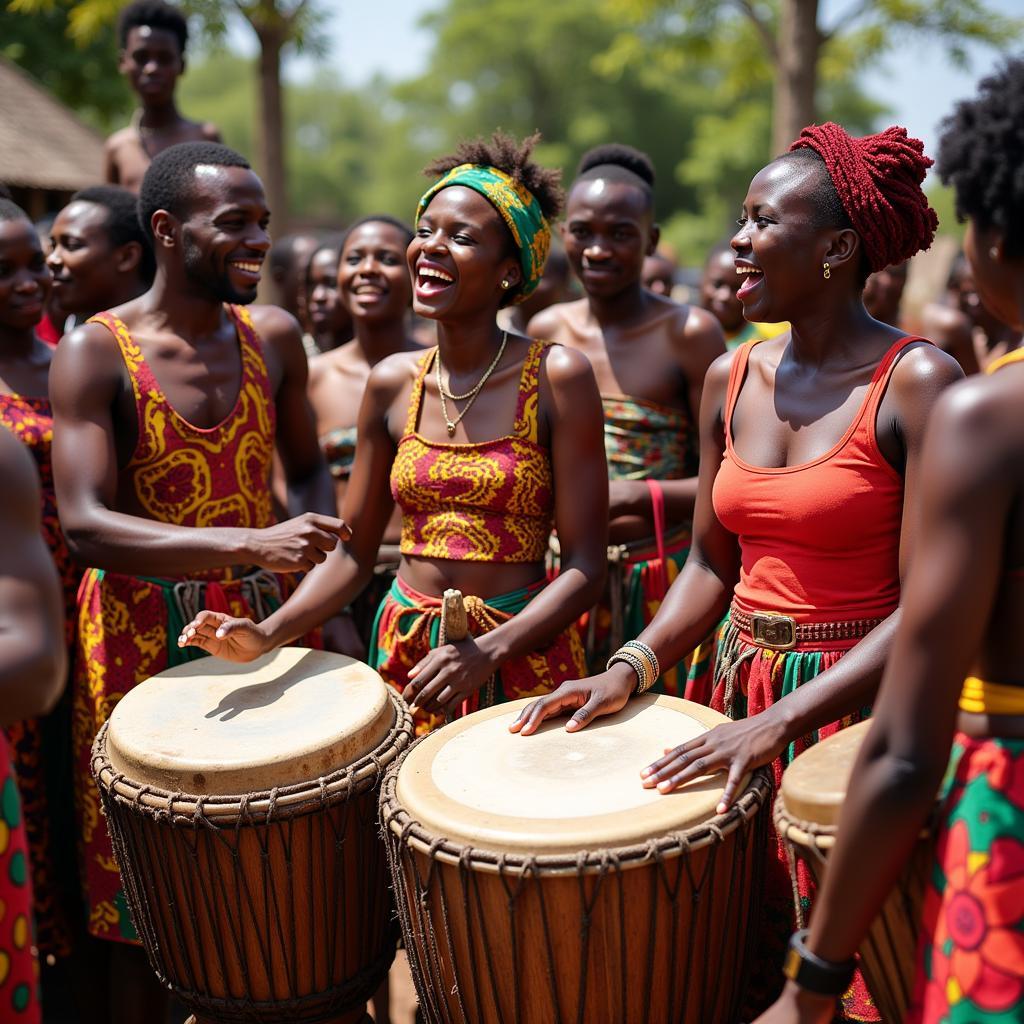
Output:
[
  {"xmin": 909, "ymin": 733, "xmax": 1024, "ymax": 1023},
  {"xmin": 369, "ymin": 575, "xmax": 587, "ymax": 736}
]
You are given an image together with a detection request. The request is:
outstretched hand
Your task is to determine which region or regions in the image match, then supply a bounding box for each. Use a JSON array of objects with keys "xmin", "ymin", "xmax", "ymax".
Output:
[
  {"xmin": 640, "ymin": 711, "xmax": 788, "ymax": 813},
  {"xmin": 508, "ymin": 664, "xmax": 635, "ymax": 736},
  {"xmin": 177, "ymin": 610, "xmax": 270, "ymax": 663}
]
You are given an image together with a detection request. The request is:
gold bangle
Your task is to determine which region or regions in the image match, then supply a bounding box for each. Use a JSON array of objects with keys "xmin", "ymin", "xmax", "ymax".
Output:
[{"xmin": 622, "ymin": 640, "xmax": 659, "ymax": 686}]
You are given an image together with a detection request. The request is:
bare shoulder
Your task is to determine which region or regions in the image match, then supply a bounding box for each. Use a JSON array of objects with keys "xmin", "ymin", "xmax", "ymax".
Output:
[
  {"xmin": 927, "ymin": 369, "xmax": 1024, "ymax": 484},
  {"xmin": 527, "ymin": 298, "xmax": 586, "ymax": 341},
  {"xmin": 542, "ymin": 340, "xmax": 594, "ymax": 378},
  {"xmin": 889, "ymin": 339, "xmax": 964, "ymax": 396},
  {"xmin": 248, "ymin": 304, "xmax": 303, "ymax": 348},
  {"xmin": 368, "ymin": 347, "xmax": 426, "ymax": 398},
  {"xmin": 104, "ymin": 125, "xmax": 135, "ymax": 153},
  {"xmin": 665, "ymin": 299, "xmax": 726, "ymax": 361}
]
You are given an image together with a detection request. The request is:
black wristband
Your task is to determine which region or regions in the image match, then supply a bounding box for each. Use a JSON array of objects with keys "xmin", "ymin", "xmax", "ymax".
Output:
[{"xmin": 782, "ymin": 929, "xmax": 856, "ymax": 997}]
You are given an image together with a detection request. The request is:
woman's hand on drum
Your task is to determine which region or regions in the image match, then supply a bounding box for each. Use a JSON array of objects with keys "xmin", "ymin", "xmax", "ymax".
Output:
[
  {"xmin": 177, "ymin": 611, "xmax": 271, "ymax": 663},
  {"xmin": 750, "ymin": 981, "xmax": 836, "ymax": 1024},
  {"xmin": 508, "ymin": 663, "xmax": 634, "ymax": 736},
  {"xmin": 404, "ymin": 637, "xmax": 494, "ymax": 715},
  {"xmin": 641, "ymin": 712, "xmax": 788, "ymax": 813}
]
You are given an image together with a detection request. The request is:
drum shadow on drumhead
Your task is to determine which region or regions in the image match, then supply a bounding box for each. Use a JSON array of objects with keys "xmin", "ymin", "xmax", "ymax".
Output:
[{"xmin": 203, "ymin": 650, "xmax": 324, "ymax": 722}]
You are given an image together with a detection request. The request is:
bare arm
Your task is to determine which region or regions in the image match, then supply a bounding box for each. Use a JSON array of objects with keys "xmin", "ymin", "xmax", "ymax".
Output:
[
  {"xmin": 252, "ymin": 306, "xmax": 336, "ymax": 518},
  {"xmin": 51, "ymin": 322, "xmax": 346, "ymax": 576},
  {"xmin": 0, "ymin": 429, "xmax": 66, "ymax": 725},
  {"xmin": 757, "ymin": 375, "xmax": 1012, "ymax": 1023},
  {"xmin": 103, "ymin": 136, "xmax": 120, "ymax": 185}
]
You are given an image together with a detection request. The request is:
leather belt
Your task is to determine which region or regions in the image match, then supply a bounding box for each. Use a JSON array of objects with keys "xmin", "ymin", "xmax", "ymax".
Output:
[{"xmin": 730, "ymin": 602, "xmax": 885, "ymax": 651}]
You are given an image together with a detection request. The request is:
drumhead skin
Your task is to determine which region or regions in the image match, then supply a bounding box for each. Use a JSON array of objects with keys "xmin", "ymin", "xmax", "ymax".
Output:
[
  {"xmin": 106, "ymin": 647, "xmax": 394, "ymax": 794},
  {"xmin": 779, "ymin": 718, "xmax": 871, "ymax": 827},
  {"xmin": 396, "ymin": 694, "xmax": 742, "ymax": 855}
]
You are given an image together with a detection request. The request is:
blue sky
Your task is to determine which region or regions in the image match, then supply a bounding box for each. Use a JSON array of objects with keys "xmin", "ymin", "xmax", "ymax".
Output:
[{"xmin": 235, "ymin": 0, "xmax": 1017, "ymax": 166}]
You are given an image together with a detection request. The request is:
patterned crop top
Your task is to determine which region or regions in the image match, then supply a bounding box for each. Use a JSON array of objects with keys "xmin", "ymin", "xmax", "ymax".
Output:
[{"xmin": 390, "ymin": 340, "xmax": 555, "ymax": 563}]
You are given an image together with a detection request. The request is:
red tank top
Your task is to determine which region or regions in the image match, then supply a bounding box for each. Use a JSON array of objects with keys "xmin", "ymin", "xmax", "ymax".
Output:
[{"xmin": 712, "ymin": 336, "xmax": 924, "ymax": 623}]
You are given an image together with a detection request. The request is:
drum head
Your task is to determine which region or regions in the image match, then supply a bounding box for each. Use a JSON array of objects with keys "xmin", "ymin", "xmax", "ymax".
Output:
[
  {"xmin": 106, "ymin": 648, "xmax": 394, "ymax": 795},
  {"xmin": 780, "ymin": 719, "xmax": 872, "ymax": 827},
  {"xmin": 395, "ymin": 695, "xmax": 744, "ymax": 855}
]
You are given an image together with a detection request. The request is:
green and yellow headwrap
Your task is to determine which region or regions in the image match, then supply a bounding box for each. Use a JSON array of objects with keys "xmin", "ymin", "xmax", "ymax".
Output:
[{"xmin": 415, "ymin": 163, "xmax": 551, "ymax": 303}]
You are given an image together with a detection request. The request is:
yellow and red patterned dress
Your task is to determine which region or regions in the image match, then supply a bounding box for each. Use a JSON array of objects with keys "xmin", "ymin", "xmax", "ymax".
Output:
[
  {"xmin": 0, "ymin": 392, "xmax": 79, "ymax": 965},
  {"xmin": 74, "ymin": 306, "xmax": 295, "ymax": 943},
  {"xmin": 371, "ymin": 341, "xmax": 586, "ymax": 734}
]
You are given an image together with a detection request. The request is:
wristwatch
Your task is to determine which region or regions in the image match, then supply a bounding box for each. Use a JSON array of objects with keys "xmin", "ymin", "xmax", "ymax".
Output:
[{"xmin": 782, "ymin": 929, "xmax": 856, "ymax": 996}]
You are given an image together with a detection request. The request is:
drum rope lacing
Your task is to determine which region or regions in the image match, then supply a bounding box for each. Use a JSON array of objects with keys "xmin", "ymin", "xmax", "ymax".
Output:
[
  {"xmin": 92, "ymin": 696, "xmax": 415, "ymax": 1022},
  {"xmin": 380, "ymin": 741, "xmax": 773, "ymax": 1023}
]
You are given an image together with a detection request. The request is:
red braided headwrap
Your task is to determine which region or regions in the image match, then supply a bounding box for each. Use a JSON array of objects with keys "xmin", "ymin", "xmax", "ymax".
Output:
[{"xmin": 789, "ymin": 122, "xmax": 938, "ymax": 273}]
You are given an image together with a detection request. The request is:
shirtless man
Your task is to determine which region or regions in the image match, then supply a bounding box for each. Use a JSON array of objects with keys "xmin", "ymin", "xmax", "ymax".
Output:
[
  {"xmin": 104, "ymin": 0, "xmax": 220, "ymax": 193},
  {"xmin": 50, "ymin": 141, "xmax": 339, "ymax": 1023},
  {"xmin": 48, "ymin": 185, "xmax": 153, "ymax": 325},
  {"xmin": 529, "ymin": 143, "xmax": 724, "ymax": 691}
]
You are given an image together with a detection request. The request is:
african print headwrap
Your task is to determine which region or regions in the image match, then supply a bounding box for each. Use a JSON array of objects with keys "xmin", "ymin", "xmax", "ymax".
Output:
[{"xmin": 415, "ymin": 163, "xmax": 551, "ymax": 303}]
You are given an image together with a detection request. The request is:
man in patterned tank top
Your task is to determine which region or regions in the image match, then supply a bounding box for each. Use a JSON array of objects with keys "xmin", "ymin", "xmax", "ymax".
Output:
[{"xmin": 49, "ymin": 142, "xmax": 341, "ymax": 1023}]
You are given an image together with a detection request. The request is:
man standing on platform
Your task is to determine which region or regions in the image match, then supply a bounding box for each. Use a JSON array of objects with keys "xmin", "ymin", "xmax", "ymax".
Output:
[{"xmin": 50, "ymin": 141, "xmax": 341, "ymax": 1023}]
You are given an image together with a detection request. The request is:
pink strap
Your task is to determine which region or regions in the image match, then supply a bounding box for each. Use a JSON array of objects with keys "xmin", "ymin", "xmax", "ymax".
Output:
[{"xmin": 646, "ymin": 478, "xmax": 668, "ymax": 596}]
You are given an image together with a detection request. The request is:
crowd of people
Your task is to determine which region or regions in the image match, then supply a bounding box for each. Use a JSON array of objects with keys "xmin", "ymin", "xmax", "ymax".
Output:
[{"xmin": 1, "ymin": 0, "xmax": 1023, "ymax": 1022}]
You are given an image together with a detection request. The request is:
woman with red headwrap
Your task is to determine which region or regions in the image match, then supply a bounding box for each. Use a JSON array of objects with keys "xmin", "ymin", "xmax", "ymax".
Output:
[{"xmin": 512, "ymin": 122, "xmax": 963, "ymax": 1017}]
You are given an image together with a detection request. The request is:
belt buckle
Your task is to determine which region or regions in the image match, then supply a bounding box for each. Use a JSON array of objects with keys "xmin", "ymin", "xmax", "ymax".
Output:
[{"xmin": 751, "ymin": 611, "xmax": 797, "ymax": 651}]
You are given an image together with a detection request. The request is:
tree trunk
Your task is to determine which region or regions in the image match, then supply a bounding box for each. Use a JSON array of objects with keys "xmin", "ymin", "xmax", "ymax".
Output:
[
  {"xmin": 255, "ymin": 22, "xmax": 289, "ymax": 233},
  {"xmin": 772, "ymin": 0, "xmax": 820, "ymax": 156}
]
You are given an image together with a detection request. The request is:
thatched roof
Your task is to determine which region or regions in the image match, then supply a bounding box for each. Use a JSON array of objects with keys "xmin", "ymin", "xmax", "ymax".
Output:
[{"xmin": 0, "ymin": 56, "xmax": 104, "ymax": 191}]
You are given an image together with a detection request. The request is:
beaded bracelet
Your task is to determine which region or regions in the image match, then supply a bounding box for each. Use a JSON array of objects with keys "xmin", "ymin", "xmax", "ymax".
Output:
[
  {"xmin": 622, "ymin": 640, "xmax": 659, "ymax": 686},
  {"xmin": 607, "ymin": 641, "xmax": 660, "ymax": 695}
]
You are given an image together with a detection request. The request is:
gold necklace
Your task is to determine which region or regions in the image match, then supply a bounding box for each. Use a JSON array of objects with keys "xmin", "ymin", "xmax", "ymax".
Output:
[{"xmin": 435, "ymin": 332, "xmax": 508, "ymax": 437}]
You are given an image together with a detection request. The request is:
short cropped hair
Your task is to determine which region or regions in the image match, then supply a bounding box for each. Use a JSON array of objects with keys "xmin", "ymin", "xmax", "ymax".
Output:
[
  {"xmin": 72, "ymin": 185, "xmax": 155, "ymax": 283},
  {"xmin": 138, "ymin": 141, "xmax": 251, "ymax": 243},
  {"xmin": 118, "ymin": 0, "xmax": 188, "ymax": 53}
]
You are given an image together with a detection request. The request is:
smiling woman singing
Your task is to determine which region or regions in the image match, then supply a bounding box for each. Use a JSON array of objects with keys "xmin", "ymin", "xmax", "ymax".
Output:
[
  {"xmin": 511, "ymin": 122, "xmax": 964, "ymax": 1018},
  {"xmin": 179, "ymin": 132, "xmax": 608, "ymax": 735}
]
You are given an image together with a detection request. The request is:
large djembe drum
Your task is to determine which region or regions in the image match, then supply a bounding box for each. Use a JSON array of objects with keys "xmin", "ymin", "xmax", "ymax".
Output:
[
  {"xmin": 381, "ymin": 694, "xmax": 771, "ymax": 1024},
  {"xmin": 775, "ymin": 720, "xmax": 935, "ymax": 1024},
  {"xmin": 91, "ymin": 647, "xmax": 413, "ymax": 1024}
]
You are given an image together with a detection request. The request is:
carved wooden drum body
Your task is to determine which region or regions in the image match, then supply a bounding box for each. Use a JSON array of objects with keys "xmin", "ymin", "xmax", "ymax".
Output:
[
  {"xmin": 381, "ymin": 694, "xmax": 771, "ymax": 1024},
  {"xmin": 92, "ymin": 647, "xmax": 413, "ymax": 1024}
]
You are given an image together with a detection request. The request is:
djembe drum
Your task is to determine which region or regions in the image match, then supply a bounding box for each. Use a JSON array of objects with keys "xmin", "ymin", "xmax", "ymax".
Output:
[
  {"xmin": 91, "ymin": 647, "xmax": 413, "ymax": 1024},
  {"xmin": 381, "ymin": 694, "xmax": 771, "ymax": 1024},
  {"xmin": 775, "ymin": 720, "xmax": 935, "ymax": 1024}
]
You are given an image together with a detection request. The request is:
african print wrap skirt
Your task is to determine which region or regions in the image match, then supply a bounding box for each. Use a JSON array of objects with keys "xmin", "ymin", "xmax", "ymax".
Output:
[
  {"xmin": 909, "ymin": 733, "xmax": 1024, "ymax": 1024},
  {"xmin": 369, "ymin": 576, "xmax": 586, "ymax": 736}
]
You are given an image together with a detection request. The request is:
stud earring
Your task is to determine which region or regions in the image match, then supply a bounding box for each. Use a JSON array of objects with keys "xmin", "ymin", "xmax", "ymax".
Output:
[
  {"xmin": 990, "ymin": 246, "xmax": 1000, "ymax": 260},
  {"xmin": 501, "ymin": 280, "xmax": 511, "ymax": 290},
  {"xmin": 823, "ymin": 262, "xmax": 831, "ymax": 280}
]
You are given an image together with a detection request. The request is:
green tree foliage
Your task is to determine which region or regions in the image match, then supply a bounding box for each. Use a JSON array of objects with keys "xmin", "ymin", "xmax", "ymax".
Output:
[
  {"xmin": 604, "ymin": 0, "xmax": 1020, "ymax": 155},
  {"xmin": 0, "ymin": 0, "xmax": 129, "ymax": 131}
]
